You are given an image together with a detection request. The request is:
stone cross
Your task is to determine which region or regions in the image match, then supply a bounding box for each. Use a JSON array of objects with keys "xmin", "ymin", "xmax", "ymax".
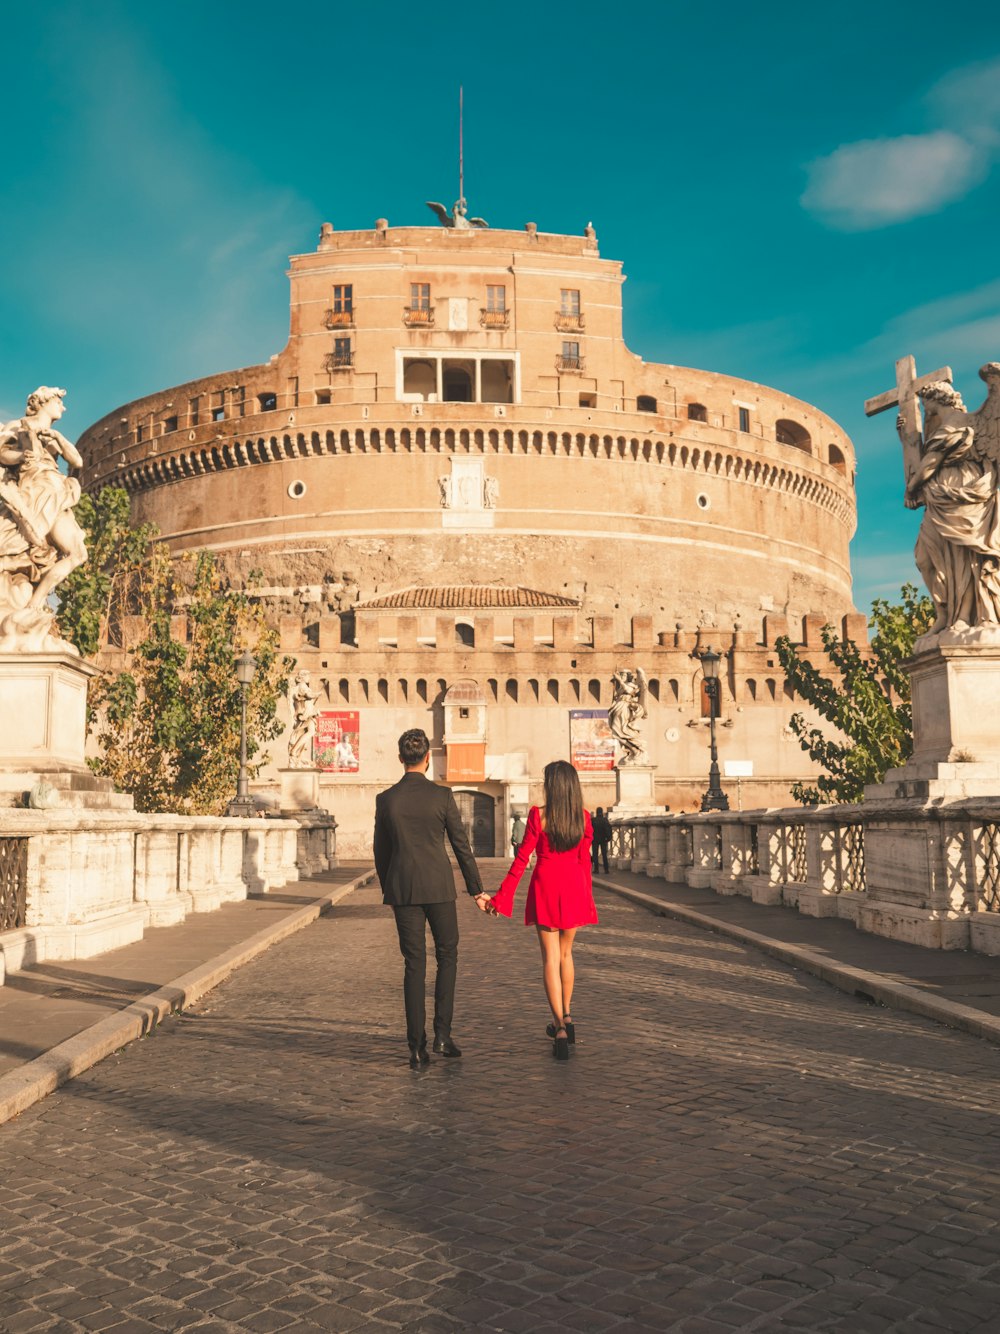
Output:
[{"xmin": 864, "ymin": 355, "xmax": 952, "ymax": 483}]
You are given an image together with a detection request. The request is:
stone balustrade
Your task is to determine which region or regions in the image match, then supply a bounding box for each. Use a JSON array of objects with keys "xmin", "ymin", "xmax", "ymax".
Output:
[
  {"xmin": 0, "ymin": 811, "xmax": 327, "ymax": 980},
  {"xmin": 608, "ymin": 802, "xmax": 1000, "ymax": 956}
]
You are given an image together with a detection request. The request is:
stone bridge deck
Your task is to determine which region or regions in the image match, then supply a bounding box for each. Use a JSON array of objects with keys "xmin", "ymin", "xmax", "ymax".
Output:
[{"xmin": 1, "ymin": 863, "xmax": 999, "ymax": 1331}]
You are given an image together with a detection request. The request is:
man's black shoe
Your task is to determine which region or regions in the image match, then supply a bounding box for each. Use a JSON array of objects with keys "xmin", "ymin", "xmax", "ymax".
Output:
[
  {"xmin": 409, "ymin": 1047, "xmax": 430, "ymax": 1071},
  {"xmin": 432, "ymin": 1037, "xmax": 462, "ymax": 1058}
]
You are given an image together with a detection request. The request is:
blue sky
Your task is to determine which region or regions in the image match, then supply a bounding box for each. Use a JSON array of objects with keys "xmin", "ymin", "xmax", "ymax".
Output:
[{"xmin": 3, "ymin": 0, "xmax": 999, "ymax": 614}]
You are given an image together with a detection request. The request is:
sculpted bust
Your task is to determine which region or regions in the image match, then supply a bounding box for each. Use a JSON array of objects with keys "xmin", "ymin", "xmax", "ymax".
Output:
[{"xmin": 0, "ymin": 386, "xmax": 87, "ymax": 653}]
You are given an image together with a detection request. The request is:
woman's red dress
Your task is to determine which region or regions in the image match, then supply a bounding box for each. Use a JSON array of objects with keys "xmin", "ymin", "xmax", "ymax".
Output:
[{"xmin": 491, "ymin": 807, "xmax": 599, "ymax": 928}]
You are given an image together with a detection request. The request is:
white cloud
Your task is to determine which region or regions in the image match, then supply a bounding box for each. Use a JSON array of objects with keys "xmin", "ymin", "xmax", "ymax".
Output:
[
  {"xmin": 801, "ymin": 131, "xmax": 987, "ymax": 231},
  {"xmin": 802, "ymin": 56, "xmax": 1000, "ymax": 231}
]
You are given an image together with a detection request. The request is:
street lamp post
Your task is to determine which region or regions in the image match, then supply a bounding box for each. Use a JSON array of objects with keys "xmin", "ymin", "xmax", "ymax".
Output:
[
  {"xmin": 698, "ymin": 646, "xmax": 730, "ymax": 812},
  {"xmin": 226, "ymin": 649, "xmax": 258, "ymax": 817}
]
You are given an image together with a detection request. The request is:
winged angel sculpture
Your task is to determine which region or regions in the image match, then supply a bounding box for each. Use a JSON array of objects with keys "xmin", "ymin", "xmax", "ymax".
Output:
[
  {"xmin": 898, "ymin": 363, "xmax": 1000, "ymax": 634},
  {"xmin": 425, "ymin": 198, "xmax": 489, "ymax": 230},
  {"xmin": 608, "ymin": 667, "xmax": 649, "ymax": 765},
  {"xmin": 0, "ymin": 386, "xmax": 87, "ymax": 652}
]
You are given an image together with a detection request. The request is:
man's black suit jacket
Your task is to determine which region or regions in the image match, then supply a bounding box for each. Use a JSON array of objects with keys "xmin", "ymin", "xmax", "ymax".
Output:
[{"xmin": 373, "ymin": 771, "xmax": 483, "ymax": 905}]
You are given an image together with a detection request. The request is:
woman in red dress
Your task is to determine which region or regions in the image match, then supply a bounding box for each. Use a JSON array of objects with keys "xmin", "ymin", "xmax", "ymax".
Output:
[{"xmin": 484, "ymin": 761, "xmax": 598, "ymax": 1059}]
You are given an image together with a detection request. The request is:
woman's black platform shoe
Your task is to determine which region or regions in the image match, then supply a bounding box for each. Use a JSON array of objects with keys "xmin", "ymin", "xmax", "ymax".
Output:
[{"xmin": 546, "ymin": 1016, "xmax": 575, "ymax": 1045}]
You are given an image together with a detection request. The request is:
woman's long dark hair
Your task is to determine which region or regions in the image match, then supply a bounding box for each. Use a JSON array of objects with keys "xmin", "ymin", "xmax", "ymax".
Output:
[{"xmin": 543, "ymin": 760, "xmax": 585, "ymax": 851}]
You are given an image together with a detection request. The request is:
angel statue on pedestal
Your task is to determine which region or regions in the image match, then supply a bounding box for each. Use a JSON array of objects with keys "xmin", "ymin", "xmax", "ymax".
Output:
[{"xmin": 608, "ymin": 667, "xmax": 649, "ymax": 765}]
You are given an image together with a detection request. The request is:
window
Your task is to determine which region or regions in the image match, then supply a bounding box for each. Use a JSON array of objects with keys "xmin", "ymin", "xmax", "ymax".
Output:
[
  {"xmin": 332, "ymin": 337, "xmax": 352, "ymax": 367},
  {"xmin": 560, "ymin": 289, "xmax": 581, "ymax": 316},
  {"xmin": 561, "ymin": 341, "xmax": 581, "ymax": 368},
  {"xmin": 486, "ymin": 285, "xmax": 506, "ymax": 312},
  {"xmin": 315, "ymin": 389, "xmax": 331, "ymax": 405},
  {"xmin": 579, "ymin": 393, "xmax": 596, "ymax": 408},
  {"xmin": 332, "ymin": 284, "xmax": 353, "ymax": 314},
  {"xmin": 688, "ymin": 403, "xmax": 707, "ymax": 422},
  {"xmin": 411, "ymin": 283, "xmax": 430, "ymax": 310},
  {"xmin": 776, "ymin": 419, "xmax": 811, "ymax": 453},
  {"xmin": 164, "ymin": 416, "xmax": 178, "ymax": 433},
  {"xmin": 135, "ymin": 423, "xmax": 144, "ymax": 443},
  {"xmin": 258, "ymin": 392, "xmax": 277, "ymax": 411},
  {"xmin": 456, "ymin": 622, "xmax": 475, "ymax": 647},
  {"xmin": 738, "ymin": 407, "xmax": 751, "ymax": 433},
  {"xmin": 189, "ymin": 396, "xmax": 200, "ymax": 426},
  {"xmin": 637, "ymin": 396, "xmax": 657, "ymax": 413},
  {"xmin": 211, "ymin": 406, "xmax": 225, "ymax": 422}
]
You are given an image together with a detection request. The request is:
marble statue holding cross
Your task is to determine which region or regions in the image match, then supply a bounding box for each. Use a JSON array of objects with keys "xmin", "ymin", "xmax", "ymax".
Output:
[{"xmin": 866, "ymin": 359, "xmax": 1000, "ymax": 635}]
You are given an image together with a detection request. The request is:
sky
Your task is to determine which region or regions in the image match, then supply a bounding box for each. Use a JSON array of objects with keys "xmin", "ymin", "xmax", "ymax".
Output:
[{"xmin": 2, "ymin": 0, "xmax": 999, "ymax": 615}]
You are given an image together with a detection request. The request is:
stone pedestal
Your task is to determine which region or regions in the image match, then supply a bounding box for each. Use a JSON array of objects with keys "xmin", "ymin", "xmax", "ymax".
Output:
[
  {"xmin": 611, "ymin": 764, "xmax": 659, "ymax": 815},
  {"xmin": 279, "ymin": 767, "xmax": 321, "ymax": 812},
  {"xmin": 858, "ymin": 636, "xmax": 1000, "ymax": 949},
  {"xmin": 866, "ymin": 640, "xmax": 1000, "ymax": 800},
  {"xmin": 277, "ymin": 769, "xmax": 336, "ymax": 875},
  {"xmin": 0, "ymin": 653, "xmax": 131, "ymax": 810}
]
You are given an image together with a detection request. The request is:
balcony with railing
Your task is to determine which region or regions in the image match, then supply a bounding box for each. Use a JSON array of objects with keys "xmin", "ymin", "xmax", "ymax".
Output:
[
  {"xmin": 480, "ymin": 308, "xmax": 510, "ymax": 330},
  {"xmin": 325, "ymin": 308, "xmax": 354, "ymax": 329},
  {"xmin": 403, "ymin": 307, "xmax": 435, "ymax": 328},
  {"xmin": 324, "ymin": 351, "xmax": 354, "ymax": 371},
  {"xmin": 555, "ymin": 312, "xmax": 586, "ymax": 332},
  {"xmin": 556, "ymin": 354, "xmax": 585, "ymax": 373}
]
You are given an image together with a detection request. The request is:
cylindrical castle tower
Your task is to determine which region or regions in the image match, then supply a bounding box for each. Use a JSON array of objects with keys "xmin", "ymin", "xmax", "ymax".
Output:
[{"xmin": 78, "ymin": 220, "xmax": 857, "ymax": 628}]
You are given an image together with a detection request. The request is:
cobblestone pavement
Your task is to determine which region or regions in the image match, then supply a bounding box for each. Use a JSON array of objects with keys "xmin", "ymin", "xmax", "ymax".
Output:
[{"xmin": 2, "ymin": 863, "xmax": 1000, "ymax": 1333}]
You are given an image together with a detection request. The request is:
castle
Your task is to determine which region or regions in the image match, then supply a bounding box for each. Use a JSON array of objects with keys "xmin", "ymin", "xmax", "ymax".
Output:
[{"xmin": 78, "ymin": 213, "xmax": 861, "ymax": 855}]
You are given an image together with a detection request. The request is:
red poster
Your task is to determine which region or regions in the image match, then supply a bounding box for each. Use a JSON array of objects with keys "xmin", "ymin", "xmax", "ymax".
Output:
[
  {"xmin": 315, "ymin": 711, "xmax": 360, "ymax": 773},
  {"xmin": 570, "ymin": 709, "xmax": 615, "ymax": 771}
]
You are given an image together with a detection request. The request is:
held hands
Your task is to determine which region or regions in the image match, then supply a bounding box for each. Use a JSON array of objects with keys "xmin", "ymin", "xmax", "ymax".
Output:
[{"xmin": 474, "ymin": 892, "xmax": 499, "ymax": 916}]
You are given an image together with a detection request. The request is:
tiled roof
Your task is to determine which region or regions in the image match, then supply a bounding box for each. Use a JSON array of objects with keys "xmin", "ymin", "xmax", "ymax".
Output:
[{"xmin": 355, "ymin": 586, "xmax": 580, "ymax": 610}]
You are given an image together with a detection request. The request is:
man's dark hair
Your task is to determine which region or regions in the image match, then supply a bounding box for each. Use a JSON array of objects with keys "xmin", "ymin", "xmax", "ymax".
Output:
[
  {"xmin": 398, "ymin": 728, "xmax": 431, "ymax": 766},
  {"xmin": 596, "ymin": 807, "xmax": 604, "ymax": 816}
]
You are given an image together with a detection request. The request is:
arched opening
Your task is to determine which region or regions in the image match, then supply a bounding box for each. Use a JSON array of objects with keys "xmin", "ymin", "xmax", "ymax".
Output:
[
  {"xmin": 456, "ymin": 621, "xmax": 475, "ymax": 647},
  {"xmin": 443, "ymin": 366, "xmax": 473, "ymax": 402},
  {"xmin": 416, "ymin": 679, "xmax": 428, "ymax": 702},
  {"xmin": 687, "ymin": 403, "xmax": 707, "ymax": 422},
  {"xmin": 776, "ymin": 419, "xmax": 812, "ymax": 453},
  {"xmin": 637, "ymin": 395, "xmax": 657, "ymax": 413},
  {"xmin": 588, "ymin": 679, "xmax": 601, "ymax": 702},
  {"xmin": 828, "ymin": 444, "xmax": 846, "ymax": 473},
  {"xmin": 403, "ymin": 360, "xmax": 436, "ymax": 400},
  {"xmin": 506, "ymin": 679, "xmax": 519, "ymax": 702},
  {"xmin": 745, "ymin": 678, "xmax": 757, "ymax": 701}
]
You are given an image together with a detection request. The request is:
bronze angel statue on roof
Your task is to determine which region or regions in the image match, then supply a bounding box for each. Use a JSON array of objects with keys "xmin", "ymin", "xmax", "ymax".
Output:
[
  {"xmin": 608, "ymin": 667, "xmax": 649, "ymax": 766},
  {"xmin": 426, "ymin": 198, "xmax": 489, "ymax": 230}
]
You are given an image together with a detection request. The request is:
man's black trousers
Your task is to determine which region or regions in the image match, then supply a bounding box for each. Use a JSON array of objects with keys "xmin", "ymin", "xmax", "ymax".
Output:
[{"xmin": 391, "ymin": 901, "xmax": 459, "ymax": 1051}]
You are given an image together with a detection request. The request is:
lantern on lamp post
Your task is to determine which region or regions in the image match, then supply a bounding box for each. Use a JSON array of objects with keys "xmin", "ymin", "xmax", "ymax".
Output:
[
  {"xmin": 226, "ymin": 649, "xmax": 258, "ymax": 817},
  {"xmin": 698, "ymin": 646, "xmax": 730, "ymax": 812}
]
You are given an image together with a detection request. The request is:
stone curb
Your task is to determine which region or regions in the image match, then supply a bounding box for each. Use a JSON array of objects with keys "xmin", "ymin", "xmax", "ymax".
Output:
[
  {"xmin": 0, "ymin": 869, "xmax": 376, "ymax": 1127},
  {"xmin": 595, "ymin": 877, "xmax": 1000, "ymax": 1048}
]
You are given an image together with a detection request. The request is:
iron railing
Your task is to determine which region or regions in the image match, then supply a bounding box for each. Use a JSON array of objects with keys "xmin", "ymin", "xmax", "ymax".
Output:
[
  {"xmin": 403, "ymin": 307, "xmax": 435, "ymax": 327},
  {"xmin": 0, "ymin": 838, "xmax": 28, "ymax": 932}
]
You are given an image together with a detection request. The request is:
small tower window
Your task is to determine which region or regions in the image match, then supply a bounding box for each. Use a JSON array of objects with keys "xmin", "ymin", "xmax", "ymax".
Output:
[
  {"xmin": 738, "ymin": 407, "xmax": 751, "ymax": 433},
  {"xmin": 258, "ymin": 392, "xmax": 277, "ymax": 412},
  {"xmin": 687, "ymin": 403, "xmax": 707, "ymax": 422},
  {"xmin": 637, "ymin": 396, "xmax": 657, "ymax": 413},
  {"xmin": 332, "ymin": 284, "xmax": 353, "ymax": 314},
  {"xmin": 560, "ymin": 289, "xmax": 581, "ymax": 316}
]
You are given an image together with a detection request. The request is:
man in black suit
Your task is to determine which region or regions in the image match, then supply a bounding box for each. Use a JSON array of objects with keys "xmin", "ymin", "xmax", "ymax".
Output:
[
  {"xmin": 373, "ymin": 728, "xmax": 488, "ymax": 1070},
  {"xmin": 592, "ymin": 807, "xmax": 612, "ymax": 874}
]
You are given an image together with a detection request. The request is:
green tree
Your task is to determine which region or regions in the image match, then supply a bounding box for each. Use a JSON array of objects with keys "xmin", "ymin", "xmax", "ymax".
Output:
[
  {"xmin": 775, "ymin": 583, "xmax": 934, "ymax": 805},
  {"xmin": 57, "ymin": 487, "xmax": 292, "ymax": 814},
  {"xmin": 56, "ymin": 487, "xmax": 157, "ymax": 656}
]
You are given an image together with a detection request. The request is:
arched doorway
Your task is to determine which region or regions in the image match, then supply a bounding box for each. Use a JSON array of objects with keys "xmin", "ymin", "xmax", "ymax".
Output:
[{"xmin": 454, "ymin": 790, "xmax": 495, "ymax": 857}]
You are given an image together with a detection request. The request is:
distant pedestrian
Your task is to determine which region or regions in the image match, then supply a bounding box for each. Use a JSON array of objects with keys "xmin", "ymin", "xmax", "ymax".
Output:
[
  {"xmin": 480, "ymin": 761, "xmax": 598, "ymax": 1060},
  {"xmin": 374, "ymin": 729, "xmax": 490, "ymax": 1070},
  {"xmin": 510, "ymin": 810, "xmax": 527, "ymax": 855},
  {"xmin": 591, "ymin": 806, "xmax": 612, "ymax": 874}
]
